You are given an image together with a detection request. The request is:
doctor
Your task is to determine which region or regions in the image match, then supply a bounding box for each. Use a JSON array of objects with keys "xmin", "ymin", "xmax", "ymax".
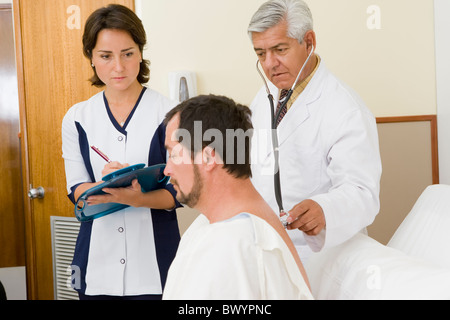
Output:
[{"xmin": 248, "ymin": 0, "xmax": 382, "ymax": 260}]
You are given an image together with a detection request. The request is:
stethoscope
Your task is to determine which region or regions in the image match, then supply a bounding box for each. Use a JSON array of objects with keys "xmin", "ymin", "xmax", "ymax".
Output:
[{"xmin": 256, "ymin": 44, "xmax": 315, "ymax": 228}]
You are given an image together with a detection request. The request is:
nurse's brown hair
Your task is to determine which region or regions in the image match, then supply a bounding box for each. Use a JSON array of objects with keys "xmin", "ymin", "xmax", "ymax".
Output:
[{"xmin": 82, "ymin": 4, "xmax": 150, "ymax": 87}]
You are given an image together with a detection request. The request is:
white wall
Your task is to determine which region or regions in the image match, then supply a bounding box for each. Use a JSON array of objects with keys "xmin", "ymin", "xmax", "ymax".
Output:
[
  {"xmin": 138, "ymin": 0, "xmax": 437, "ymax": 117},
  {"xmin": 0, "ymin": 267, "xmax": 26, "ymax": 300},
  {"xmin": 434, "ymin": 0, "xmax": 450, "ymax": 184}
]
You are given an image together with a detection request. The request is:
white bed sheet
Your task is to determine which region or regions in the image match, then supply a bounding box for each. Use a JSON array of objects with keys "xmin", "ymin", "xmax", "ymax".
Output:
[{"xmin": 305, "ymin": 233, "xmax": 450, "ymax": 300}]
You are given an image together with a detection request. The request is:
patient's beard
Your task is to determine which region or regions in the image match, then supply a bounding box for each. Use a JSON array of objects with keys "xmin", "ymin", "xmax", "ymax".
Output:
[{"xmin": 175, "ymin": 164, "xmax": 203, "ymax": 208}]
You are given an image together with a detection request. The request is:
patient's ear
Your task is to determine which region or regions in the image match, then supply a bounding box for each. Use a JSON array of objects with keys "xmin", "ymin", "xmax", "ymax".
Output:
[{"xmin": 202, "ymin": 146, "xmax": 219, "ymax": 171}]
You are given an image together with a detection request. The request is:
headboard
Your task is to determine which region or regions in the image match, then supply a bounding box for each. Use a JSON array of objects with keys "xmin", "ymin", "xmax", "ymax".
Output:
[{"xmin": 368, "ymin": 115, "xmax": 438, "ymax": 244}]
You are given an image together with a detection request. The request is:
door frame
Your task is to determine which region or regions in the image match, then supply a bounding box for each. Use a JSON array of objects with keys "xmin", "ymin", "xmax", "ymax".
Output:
[{"xmin": 13, "ymin": 0, "xmax": 36, "ymax": 300}]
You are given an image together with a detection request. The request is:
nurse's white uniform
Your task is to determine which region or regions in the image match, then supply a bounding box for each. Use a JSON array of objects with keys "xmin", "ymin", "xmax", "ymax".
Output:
[{"xmin": 62, "ymin": 87, "xmax": 180, "ymax": 296}]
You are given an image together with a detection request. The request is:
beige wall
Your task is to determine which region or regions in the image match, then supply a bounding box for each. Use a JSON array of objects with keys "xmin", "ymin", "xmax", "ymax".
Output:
[
  {"xmin": 139, "ymin": 0, "xmax": 264, "ymax": 107},
  {"xmin": 369, "ymin": 120, "xmax": 434, "ymax": 244},
  {"xmin": 139, "ymin": 0, "xmax": 437, "ymax": 117},
  {"xmin": 137, "ymin": 0, "xmax": 438, "ymax": 236}
]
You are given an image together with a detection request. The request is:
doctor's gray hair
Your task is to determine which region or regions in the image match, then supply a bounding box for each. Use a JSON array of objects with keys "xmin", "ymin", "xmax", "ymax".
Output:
[{"xmin": 248, "ymin": 0, "xmax": 313, "ymax": 43}]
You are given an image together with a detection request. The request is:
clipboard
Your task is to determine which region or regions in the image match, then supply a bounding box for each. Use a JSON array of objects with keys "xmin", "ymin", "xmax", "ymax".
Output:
[{"xmin": 75, "ymin": 163, "xmax": 169, "ymax": 222}]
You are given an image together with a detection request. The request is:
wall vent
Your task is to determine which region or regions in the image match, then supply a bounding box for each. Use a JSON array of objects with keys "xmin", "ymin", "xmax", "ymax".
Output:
[{"xmin": 50, "ymin": 216, "xmax": 80, "ymax": 300}]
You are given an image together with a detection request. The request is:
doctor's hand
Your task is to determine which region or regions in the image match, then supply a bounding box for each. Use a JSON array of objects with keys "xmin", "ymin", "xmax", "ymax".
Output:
[{"xmin": 285, "ymin": 199, "xmax": 326, "ymax": 236}]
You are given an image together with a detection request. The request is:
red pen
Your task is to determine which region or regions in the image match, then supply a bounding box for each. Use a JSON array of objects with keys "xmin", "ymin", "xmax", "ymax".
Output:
[{"xmin": 91, "ymin": 145, "xmax": 112, "ymax": 163}]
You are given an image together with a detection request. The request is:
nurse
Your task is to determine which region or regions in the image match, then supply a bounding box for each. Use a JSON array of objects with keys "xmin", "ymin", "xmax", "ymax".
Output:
[
  {"xmin": 62, "ymin": 4, "xmax": 180, "ymax": 300},
  {"xmin": 248, "ymin": 0, "xmax": 382, "ymax": 261}
]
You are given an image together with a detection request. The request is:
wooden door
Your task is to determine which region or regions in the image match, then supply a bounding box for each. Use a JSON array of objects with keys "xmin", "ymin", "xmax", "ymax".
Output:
[
  {"xmin": 0, "ymin": 4, "xmax": 25, "ymax": 269},
  {"xmin": 13, "ymin": 0, "xmax": 135, "ymax": 300}
]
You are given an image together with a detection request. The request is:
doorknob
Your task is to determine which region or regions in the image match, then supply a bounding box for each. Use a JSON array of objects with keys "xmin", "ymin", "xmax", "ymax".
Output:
[{"xmin": 28, "ymin": 186, "xmax": 45, "ymax": 199}]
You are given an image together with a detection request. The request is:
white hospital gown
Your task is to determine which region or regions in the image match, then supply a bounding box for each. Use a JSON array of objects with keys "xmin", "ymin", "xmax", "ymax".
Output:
[{"xmin": 163, "ymin": 213, "xmax": 313, "ymax": 300}]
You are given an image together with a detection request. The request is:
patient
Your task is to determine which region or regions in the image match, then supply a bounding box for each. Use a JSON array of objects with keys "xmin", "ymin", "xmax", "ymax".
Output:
[{"xmin": 162, "ymin": 95, "xmax": 313, "ymax": 300}]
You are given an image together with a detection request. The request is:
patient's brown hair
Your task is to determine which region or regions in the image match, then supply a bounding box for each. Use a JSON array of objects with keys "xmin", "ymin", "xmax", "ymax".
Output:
[{"xmin": 165, "ymin": 95, "xmax": 254, "ymax": 179}]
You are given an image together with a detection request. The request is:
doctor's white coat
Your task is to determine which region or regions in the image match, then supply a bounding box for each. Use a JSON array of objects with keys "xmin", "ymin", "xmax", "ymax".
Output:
[{"xmin": 250, "ymin": 60, "xmax": 382, "ymax": 261}]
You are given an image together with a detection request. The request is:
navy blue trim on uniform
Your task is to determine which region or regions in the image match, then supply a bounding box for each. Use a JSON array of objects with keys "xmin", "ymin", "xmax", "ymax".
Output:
[
  {"xmin": 148, "ymin": 122, "xmax": 181, "ymax": 209},
  {"xmin": 103, "ymin": 87, "xmax": 147, "ymax": 135},
  {"xmin": 71, "ymin": 122, "xmax": 96, "ymax": 295},
  {"xmin": 78, "ymin": 293, "xmax": 162, "ymax": 300},
  {"xmin": 75, "ymin": 122, "xmax": 95, "ymax": 183},
  {"xmin": 71, "ymin": 220, "xmax": 93, "ymax": 294},
  {"xmin": 68, "ymin": 183, "xmax": 84, "ymax": 204},
  {"xmin": 148, "ymin": 122, "xmax": 181, "ymax": 289},
  {"xmin": 123, "ymin": 87, "xmax": 146, "ymax": 129}
]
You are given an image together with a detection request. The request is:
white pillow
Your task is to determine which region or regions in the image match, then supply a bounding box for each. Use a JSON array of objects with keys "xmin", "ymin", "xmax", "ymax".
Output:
[
  {"xmin": 305, "ymin": 233, "xmax": 450, "ymax": 300},
  {"xmin": 388, "ymin": 185, "xmax": 450, "ymax": 268}
]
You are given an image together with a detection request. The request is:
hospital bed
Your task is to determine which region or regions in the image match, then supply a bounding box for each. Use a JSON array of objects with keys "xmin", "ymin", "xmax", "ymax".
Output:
[{"xmin": 305, "ymin": 184, "xmax": 450, "ymax": 299}]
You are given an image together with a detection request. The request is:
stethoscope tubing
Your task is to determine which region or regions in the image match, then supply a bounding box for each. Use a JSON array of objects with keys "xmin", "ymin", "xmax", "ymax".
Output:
[{"xmin": 255, "ymin": 45, "xmax": 315, "ymax": 225}]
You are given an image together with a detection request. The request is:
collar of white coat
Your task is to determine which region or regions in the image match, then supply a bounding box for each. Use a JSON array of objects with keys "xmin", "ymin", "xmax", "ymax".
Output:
[{"xmin": 267, "ymin": 58, "xmax": 326, "ymax": 147}]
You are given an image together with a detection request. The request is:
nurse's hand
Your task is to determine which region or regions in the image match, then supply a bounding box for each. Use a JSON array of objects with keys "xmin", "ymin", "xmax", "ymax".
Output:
[
  {"xmin": 285, "ymin": 199, "xmax": 326, "ymax": 236},
  {"xmin": 87, "ymin": 179, "xmax": 143, "ymax": 207},
  {"xmin": 101, "ymin": 161, "xmax": 130, "ymax": 177}
]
